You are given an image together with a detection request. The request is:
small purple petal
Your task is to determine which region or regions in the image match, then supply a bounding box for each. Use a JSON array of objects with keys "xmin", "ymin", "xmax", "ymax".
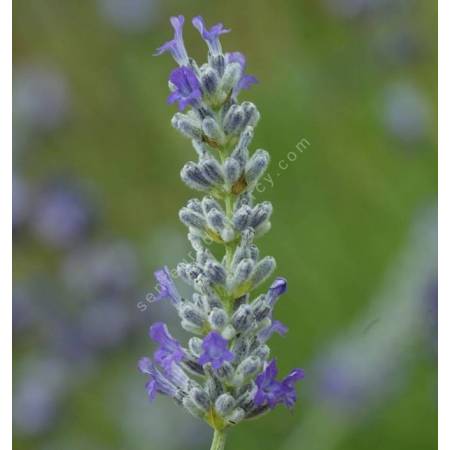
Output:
[
  {"xmin": 198, "ymin": 331, "xmax": 234, "ymax": 369},
  {"xmin": 154, "ymin": 15, "xmax": 189, "ymax": 66},
  {"xmin": 154, "ymin": 267, "xmax": 181, "ymax": 305},
  {"xmin": 254, "ymin": 359, "xmax": 303, "ymax": 410},
  {"xmin": 226, "ymin": 51, "xmax": 246, "ymax": 67},
  {"xmin": 238, "ymin": 74, "xmax": 258, "ymax": 91},
  {"xmin": 192, "ymin": 16, "xmax": 230, "ymax": 55},
  {"xmin": 138, "ymin": 356, "xmax": 152, "ymax": 374},
  {"xmin": 149, "ymin": 322, "xmax": 185, "ymax": 370},
  {"xmin": 167, "ymin": 66, "xmax": 202, "ymax": 111},
  {"xmin": 260, "ymin": 320, "xmax": 289, "ymax": 342},
  {"xmin": 137, "ymin": 356, "xmax": 179, "ymax": 401}
]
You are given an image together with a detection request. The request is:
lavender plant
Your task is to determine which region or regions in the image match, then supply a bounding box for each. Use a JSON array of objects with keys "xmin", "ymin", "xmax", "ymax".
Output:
[{"xmin": 138, "ymin": 15, "xmax": 304, "ymax": 450}]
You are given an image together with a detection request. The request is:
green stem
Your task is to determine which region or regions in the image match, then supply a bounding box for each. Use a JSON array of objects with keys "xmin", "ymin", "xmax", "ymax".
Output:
[{"xmin": 210, "ymin": 429, "xmax": 227, "ymax": 450}]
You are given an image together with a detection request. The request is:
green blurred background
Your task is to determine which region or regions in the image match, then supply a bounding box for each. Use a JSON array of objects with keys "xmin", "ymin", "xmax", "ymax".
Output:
[{"xmin": 12, "ymin": 1, "xmax": 437, "ymax": 449}]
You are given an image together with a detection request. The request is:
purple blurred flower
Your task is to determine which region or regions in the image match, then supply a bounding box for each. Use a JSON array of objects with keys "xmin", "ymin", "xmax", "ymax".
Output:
[
  {"xmin": 192, "ymin": 16, "xmax": 230, "ymax": 56},
  {"xmin": 154, "ymin": 266, "xmax": 182, "ymax": 306},
  {"xmin": 150, "ymin": 322, "xmax": 185, "ymax": 370},
  {"xmin": 32, "ymin": 180, "xmax": 96, "ymax": 249},
  {"xmin": 12, "ymin": 174, "xmax": 30, "ymax": 232},
  {"xmin": 198, "ymin": 331, "xmax": 234, "ymax": 369},
  {"xmin": 62, "ymin": 240, "xmax": 138, "ymax": 298},
  {"xmin": 225, "ymin": 52, "xmax": 258, "ymax": 93},
  {"xmin": 12, "ymin": 283, "xmax": 37, "ymax": 333},
  {"xmin": 97, "ymin": 0, "xmax": 160, "ymax": 33},
  {"xmin": 155, "ymin": 15, "xmax": 189, "ymax": 66},
  {"xmin": 382, "ymin": 82, "xmax": 431, "ymax": 144},
  {"xmin": 79, "ymin": 299, "xmax": 133, "ymax": 350},
  {"xmin": 167, "ymin": 66, "xmax": 202, "ymax": 111},
  {"xmin": 13, "ymin": 357, "xmax": 69, "ymax": 435},
  {"xmin": 254, "ymin": 360, "xmax": 304, "ymax": 409},
  {"xmin": 13, "ymin": 64, "xmax": 71, "ymax": 132}
]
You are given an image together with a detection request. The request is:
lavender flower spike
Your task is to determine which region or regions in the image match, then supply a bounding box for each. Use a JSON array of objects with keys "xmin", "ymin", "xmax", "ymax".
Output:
[
  {"xmin": 154, "ymin": 15, "xmax": 189, "ymax": 66},
  {"xmin": 140, "ymin": 16, "xmax": 304, "ymax": 450}
]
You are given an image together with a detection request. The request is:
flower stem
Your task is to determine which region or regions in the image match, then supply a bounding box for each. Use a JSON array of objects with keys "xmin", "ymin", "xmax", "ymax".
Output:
[{"xmin": 210, "ymin": 429, "xmax": 227, "ymax": 450}]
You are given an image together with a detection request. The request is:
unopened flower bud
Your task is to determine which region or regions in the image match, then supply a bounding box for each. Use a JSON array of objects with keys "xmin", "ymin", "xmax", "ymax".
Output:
[
  {"xmin": 233, "ymin": 205, "xmax": 252, "ymax": 230},
  {"xmin": 182, "ymin": 397, "xmax": 205, "ymax": 419},
  {"xmin": 209, "ymin": 307, "xmax": 228, "ymax": 330},
  {"xmin": 171, "ymin": 113, "xmax": 202, "ymax": 140},
  {"xmin": 202, "ymin": 196, "xmax": 223, "ymax": 215},
  {"xmin": 205, "ymin": 261, "xmax": 226, "ymax": 285},
  {"xmin": 224, "ymin": 157, "xmax": 242, "ymax": 184},
  {"xmin": 179, "ymin": 207, "xmax": 206, "ymax": 230},
  {"xmin": 230, "ymin": 258, "xmax": 254, "ymax": 290},
  {"xmin": 221, "ymin": 62, "xmax": 243, "ymax": 94},
  {"xmin": 189, "ymin": 387, "xmax": 210, "ymax": 412},
  {"xmin": 186, "ymin": 198, "xmax": 203, "ymax": 214},
  {"xmin": 225, "ymin": 407, "xmax": 246, "ymax": 425},
  {"xmin": 180, "ymin": 304, "xmax": 206, "ymax": 328},
  {"xmin": 223, "ymin": 105, "xmax": 244, "ymax": 135},
  {"xmin": 206, "ymin": 208, "xmax": 226, "ymax": 233},
  {"xmin": 202, "ymin": 117, "xmax": 225, "ymax": 145},
  {"xmin": 245, "ymin": 149, "xmax": 270, "ymax": 185},
  {"xmin": 250, "ymin": 256, "xmax": 276, "ymax": 289},
  {"xmin": 200, "ymin": 158, "xmax": 224, "ymax": 185},
  {"xmin": 181, "ymin": 162, "xmax": 213, "ymax": 191},
  {"xmin": 235, "ymin": 356, "xmax": 262, "ymax": 384},
  {"xmin": 241, "ymin": 101, "xmax": 260, "ymax": 128},
  {"xmin": 232, "ymin": 304, "xmax": 254, "ymax": 332},
  {"xmin": 251, "ymin": 201, "xmax": 273, "ymax": 230},
  {"xmin": 201, "ymin": 67, "xmax": 219, "ymax": 95},
  {"xmin": 215, "ymin": 393, "xmax": 236, "ymax": 416},
  {"xmin": 188, "ymin": 336, "xmax": 203, "ymax": 357}
]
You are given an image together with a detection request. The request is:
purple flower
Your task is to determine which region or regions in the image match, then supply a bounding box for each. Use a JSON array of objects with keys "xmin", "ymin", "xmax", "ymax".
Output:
[
  {"xmin": 138, "ymin": 357, "xmax": 178, "ymax": 401},
  {"xmin": 198, "ymin": 331, "xmax": 234, "ymax": 369},
  {"xmin": 267, "ymin": 277, "xmax": 287, "ymax": 305},
  {"xmin": 254, "ymin": 360, "xmax": 304, "ymax": 409},
  {"xmin": 153, "ymin": 266, "xmax": 182, "ymax": 306},
  {"xmin": 192, "ymin": 16, "xmax": 230, "ymax": 56},
  {"xmin": 150, "ymin": 322, "xmax": 185, "ymax": 370},
  {"xmin": 225, "ymin": 52, "xmax": 258, "ymax": 93},
  {"xmin": 280, "ymin": 368, "xmax": 305, "ymax": 408},
  {"xmin": 154, "ymin": 15, "xmax": 189, "ymax": 66},
  {"xmin": 31, "ymin": 180, "xmax": 95, "ymax": 249},
  {"xmin": 260, "ymin": 319, "xmax": 288, "ymax": 342},
  {"xmin": 167, "ymin": 66, "xmax": 202, "ymax": 111}
]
